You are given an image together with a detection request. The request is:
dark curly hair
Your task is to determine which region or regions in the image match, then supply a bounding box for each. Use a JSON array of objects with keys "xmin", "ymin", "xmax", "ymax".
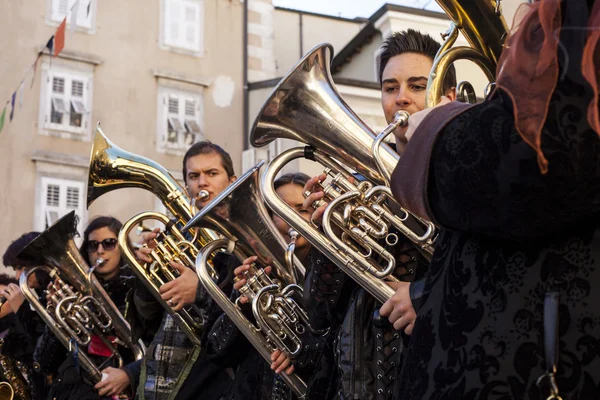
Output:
[{"xmin": 0, "ymin": 274, "xmax": 17, "ymax": 287}]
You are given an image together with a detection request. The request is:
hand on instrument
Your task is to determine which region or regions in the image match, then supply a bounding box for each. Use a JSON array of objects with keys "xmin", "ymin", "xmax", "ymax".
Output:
[
  {"xmin": 233, "ymin": 256, "xmax": 272, "ymax": 304},
  {"xmin": 45, "ymin": 278, "xmax": 61, "ymax": 302},
  {"xmin": 94, "ymin": 367, "xmax": 130, "ymax": 397},
  {"xmin": 135, "ymin": 227, "xmax": 161, "ymax": 263},
  {"xmin": 402, "ymin": 95, "xmax": 453, "ymax": 144},
  {"xmin": 159, "ymin": 261, "xmax": 199, "ymax": 311},
  {"xmin": 2, "ymin": 283, "xmax": 25, "ymax": 314},
  {"xmin": 302, "ymin": 174, "xmax": 328, "ymax": 227},
  {"xmin": 270, "ymin": 349, "xmax": 294, "ymax": 375},
  {"xmin": 379, "ymin": 281, "xmax": 416, "ymax": 334}
]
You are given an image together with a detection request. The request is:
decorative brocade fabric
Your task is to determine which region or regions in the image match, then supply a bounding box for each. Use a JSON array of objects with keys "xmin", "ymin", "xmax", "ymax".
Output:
[
  {"xmin": 496, "ymin": 0, "xmax": 600, "ymax": 173},
  {"xmin": 394, "ymin": 80, "xmax": 600, "ymax": 399}
]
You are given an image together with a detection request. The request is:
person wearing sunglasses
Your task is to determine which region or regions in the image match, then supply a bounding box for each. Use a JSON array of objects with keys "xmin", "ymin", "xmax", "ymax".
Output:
[{"xmin": 34, "ymin": 216, "xmax": 157, "ymax": 400}]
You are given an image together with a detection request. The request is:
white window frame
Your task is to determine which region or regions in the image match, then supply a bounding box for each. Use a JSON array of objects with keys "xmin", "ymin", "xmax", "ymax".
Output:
[
  {"xmin": 47, "ymin": 0, "xmax": 97, "ymax": 33},
  {"xmin": 39, "ymin": 63, "xmax": 93, "ymax": 140},
  {"xmin": 156, "ymin": 86, "xmax": 204, "ymax": 154},
  {"xmin": 160, "ymin": 0, "xmax": 205, "ymax": 56},
  {"xmin": 36, "ymin": 177, "xmax": 86, "ymax": 237}
]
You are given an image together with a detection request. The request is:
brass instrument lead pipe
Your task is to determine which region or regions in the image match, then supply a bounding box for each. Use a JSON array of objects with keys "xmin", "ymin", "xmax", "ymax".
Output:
[
  {"xmin": 196, "ymin": 239, "xmax": 308, "ymax": 399},
  {"xmin": 262, "ymin": 148, "xmax": 396, "ymax": 304},
  {"xmin": 19, "ymin": 268, "xmax": 103, "ymax": 382},
  {"xmin": 119, "ymin": 212, "xmax": 204, "ymax": 346}
]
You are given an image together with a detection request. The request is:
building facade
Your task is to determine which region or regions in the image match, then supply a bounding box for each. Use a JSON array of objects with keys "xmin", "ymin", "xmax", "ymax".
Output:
[
  {"xmin": 0, "ymin": 0, "xmax": 244, "ymax": 273},
  {"xmin": 0, "ymin": 0, "xmax": 527, "ymax": 274},
  {"xmin": 244, "ymin": 0, "xmax": 528, "ymax": 177}
]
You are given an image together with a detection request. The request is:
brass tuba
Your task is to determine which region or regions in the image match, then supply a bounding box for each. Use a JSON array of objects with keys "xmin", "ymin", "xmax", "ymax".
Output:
[
  {"xmin": 16, "ymin": 211, "xmax": 145, "ymax": 383},
  {"xmin": 427, "ymin": 0, "xmax": 508, "ymax": 106},
  {"xmin": 0, "ymin": 382, "xmax": 13, "ymax": 400},
  {"xmin": 251, "ymin": 44, "xmax": 436, "ymax": 303},
  {"xmin": 0, "ymin": 340, "xmax": 29, "ymax": 400},
  {"xmin": 88, "ymin": 127, "xmax": 219, "ymax": 344},
  {"xmin": 184, "ymin": 161, "xmax": 326, "ymax": 398}
]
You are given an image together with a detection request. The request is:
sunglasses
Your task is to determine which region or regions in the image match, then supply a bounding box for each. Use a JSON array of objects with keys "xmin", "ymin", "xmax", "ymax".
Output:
[{"xmin": 86, "ymin": 238, "xmax": 118, "ymax": 252}]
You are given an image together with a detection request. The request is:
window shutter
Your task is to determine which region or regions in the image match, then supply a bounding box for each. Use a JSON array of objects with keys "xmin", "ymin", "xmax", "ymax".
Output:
[
  {"xmin": 158, "ymin": 88, "xmax": 203, "ymax": 151},
  {"xmin": 164, "ymin": 0, "xmax": 182, "ymax": 47},
  {"xmin": 52, "ymin": 0, "xmax": 70, "ymax": 21},
  {"xmin": 50, "ymin": 76, "xmax": 66, "ymax": 125},
  {"xmin": 52, "ymin": 0, "xmax": 92, "ymax": 28},
  {"xmin": 39, "ymin": 178, "xmax": 85, "ymax": 232},
  {"xmin": 183, "ymin": 2, "xmax": 201, "ymax": 51}
]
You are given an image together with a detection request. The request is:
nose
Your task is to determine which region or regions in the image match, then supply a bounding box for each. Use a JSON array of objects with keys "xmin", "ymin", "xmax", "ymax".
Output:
[
  {"xmin": 197, "ymin": 173, "xmax": 209, "ymax": 188},
  {"xmin": 96, "ymin": 244, "xmax": 106, "ymax": 254},
  {"xmin": 395, "ymin": 86, "xmax": 411, "ymax": 107}
]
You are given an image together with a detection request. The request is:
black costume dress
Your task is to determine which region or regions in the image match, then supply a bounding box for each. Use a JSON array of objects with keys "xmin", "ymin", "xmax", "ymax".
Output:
[{"xmin": 390, "ymin": 2, "xmax": 600, "ymax": 399}]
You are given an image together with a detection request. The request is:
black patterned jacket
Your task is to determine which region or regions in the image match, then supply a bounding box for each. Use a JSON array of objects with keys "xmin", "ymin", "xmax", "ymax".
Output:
[{"xmin": 303, "ymin": 236, "xmax": 429, "ymax": 400}]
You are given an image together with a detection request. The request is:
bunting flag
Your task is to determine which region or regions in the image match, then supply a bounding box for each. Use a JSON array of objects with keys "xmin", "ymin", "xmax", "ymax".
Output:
[
  {"xmin": 46, "ymin": 36, "xmax": 54, "ymax": 56},
  {"xmin": 2, "ymin": 0, "xmax": 83, "ymax": 134},
  {"xmin": 0, "ymin": 105, "xmax": 6, "ymax": 134},
  {"xmin": 18, "ymin": 81, "xmax": 24, "ymax": 110},
  {"xmin": 71, "ymin": 0, "xmax": 80, "ymax": 33},
  {"xmin": 30, "ymin": 54, "xmax": 41, "ymax": 88},
  {"xmin": 9, "ymin": 92, "xmax": 16, "ymax": 122},
  {"xmin": 55, "ymin": 19, "xmax": 66, "ymax": 56}
]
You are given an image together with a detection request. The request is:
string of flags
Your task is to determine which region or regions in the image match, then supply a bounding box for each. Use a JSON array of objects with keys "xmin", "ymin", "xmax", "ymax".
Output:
[{"xmin": 0, "ymin": 0, "xmax": 92, "ymax": 134}]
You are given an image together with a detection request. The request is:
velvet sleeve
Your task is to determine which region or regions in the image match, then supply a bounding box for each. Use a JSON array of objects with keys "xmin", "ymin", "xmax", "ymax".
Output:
[{"xmin": 426, "ymin": 86, "xmax": 600, "ymax": 240}]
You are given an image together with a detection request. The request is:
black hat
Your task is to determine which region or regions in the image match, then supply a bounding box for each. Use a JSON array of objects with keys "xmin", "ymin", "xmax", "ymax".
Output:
[{"xmin": 2, "ymin": 232, "xmax": 41, "ymax": 268}]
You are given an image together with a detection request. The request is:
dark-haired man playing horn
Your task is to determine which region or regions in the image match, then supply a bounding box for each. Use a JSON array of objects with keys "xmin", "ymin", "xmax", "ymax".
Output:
[
  {"xmin": 300, "ymin": 29, "xmax": 456, "ymax": 399},
  {"xmin": 134, "ymin": 141, "xmax": 237, "ymax": 400}
]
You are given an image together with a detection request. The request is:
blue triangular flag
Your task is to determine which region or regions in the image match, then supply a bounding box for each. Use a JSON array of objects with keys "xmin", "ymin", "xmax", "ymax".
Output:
[{"xmin": 9, "ymin": 92, "xmax": 16, "ymax": 122}]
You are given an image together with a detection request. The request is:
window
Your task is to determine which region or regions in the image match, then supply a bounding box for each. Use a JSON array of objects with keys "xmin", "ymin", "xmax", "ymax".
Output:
[
  {"xmin": 40, "ymin": 65, "xmax": 93, "ymax": 138},
  {"xmin": 49, "ymin": 0, "xmax": 95, "ymax": 30},
  {"xmin": 162, "ymin": 0, "xmax": 204, "ymax": 54},
  {"xmin": 37, "ymin": 177, "xmax": 86, "ymax": 234},
  {"xmin": 157, "ymin": 87, "xmax": 203, "ymax": 152}
]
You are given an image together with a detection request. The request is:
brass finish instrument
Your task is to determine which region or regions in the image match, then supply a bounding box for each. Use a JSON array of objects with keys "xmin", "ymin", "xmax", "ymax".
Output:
[
  {"xmin": 426, "ymin": 0, "xmax": 508, "ymax": 106},
  {"xmin": 251, "ymin": 44, "xmax": 435, "ymax": 303},
  {"xmin": 88, "ymin": 127, "xmax": 219, "ymax": 344},
  {"xmin": 0, "ymin": 340, "xmax": 29, "ymax": 400},
  {"xmin": 16, "ymin": 211, "xmax": 145, "ymax": 384},
  {"xmin": 119, "ymin": 212, "xmax": 206, "ymax": 345},
  {"xmin": 184, "ymin": 162, "xmax": 323, "ymax": 398},
  {"xmin": 0, "ymin": 382, "xmax": 13, "ymax": 400}
]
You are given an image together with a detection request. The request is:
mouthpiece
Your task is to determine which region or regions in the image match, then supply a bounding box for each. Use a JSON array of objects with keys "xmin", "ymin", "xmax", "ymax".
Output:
[
  {"xmin": 197, "ymin": 190, "xmax": 209, "ymax": 201},
  {"xmin": 95, "ymin": 258, "xmax": 104, "ymax": 266}
]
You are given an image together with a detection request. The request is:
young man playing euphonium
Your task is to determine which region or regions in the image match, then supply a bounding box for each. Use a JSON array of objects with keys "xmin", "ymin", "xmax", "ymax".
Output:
[
  {"xmin": 299, "ymin": 29, "xmax": 457, "ymax": 399},
  {"xmin": 134, "ymin": 142, "xmax": 237, "ymax": 400}
]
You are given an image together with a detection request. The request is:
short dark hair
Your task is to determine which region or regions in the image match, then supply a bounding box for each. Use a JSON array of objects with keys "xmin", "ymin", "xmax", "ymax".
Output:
[
  {"xmin": 0, "ymin": 274, "xmax": 17, "ymax": 287},
  {"xmin": 79, "ymin": 216, "xmax": 128, "ymax": 267},
  {"xmin": 269, "ymin": 173, "xmax": 311, "ymax": 218},
  {"xmin": 378, "ymin": 29, "xmax": 457, "ymax": 93},
  {"xmin": 182, "ymin": 141, "xmax": 235, "ymax": 180},
  {"xmin": 2, "ymin": 232, "xmax": 41, "ymax": 268},
  {"xmin": 274, "ymin": 173, "xmax": 310, "ymax": 191}
]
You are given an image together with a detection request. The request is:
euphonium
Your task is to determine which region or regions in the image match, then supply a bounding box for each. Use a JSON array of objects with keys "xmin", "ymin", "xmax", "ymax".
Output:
[
  {"xmin": 251, "ymin": 44, "xmax": 435, "ymax": 303},
  {"xmin": 184, "ymin": 162, "xmax": 326, "ymax": 398},
  {"xmin": 0, "ymin": 382, "xmax": 14, "ymax": 400},
  {"xmin": 16, "ymin": 211, "xmax": 145, "ymax": 384},
  {"xmin": 0, "ymin": 340, "xmax": 29, "ymax": 400},
  {"xmin": 88, "ymin": 127, "xmax": 219, "ymax": 344},
  {"xmin": 427, "ymin": 0, "xmax": 508, "ymax": 106}
]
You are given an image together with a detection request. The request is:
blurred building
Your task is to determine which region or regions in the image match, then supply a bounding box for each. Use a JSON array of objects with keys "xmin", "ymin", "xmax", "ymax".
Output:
[{"xmin": 0, "ymin": 0, "xmax": 526, "ymax": 273}]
